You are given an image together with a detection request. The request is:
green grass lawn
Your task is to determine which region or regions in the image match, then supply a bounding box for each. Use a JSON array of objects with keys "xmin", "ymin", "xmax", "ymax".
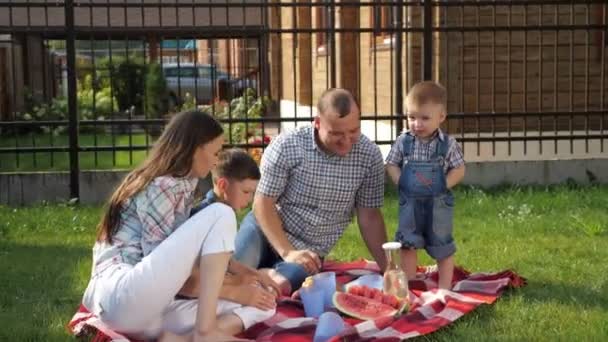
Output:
[
  {"xmin": 0, "ymin": 133, "xmax": 153, "ymax": 172},
  {"xmin": 1, "ymin": 185, "xmax": 607, "ymax": 341}
]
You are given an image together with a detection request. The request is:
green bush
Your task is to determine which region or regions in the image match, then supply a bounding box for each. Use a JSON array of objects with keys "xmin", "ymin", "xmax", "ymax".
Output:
[
  {"xmin": 78, "ymin": 74, "xmax": 119, "ymax": 121},
  {"xmin": 144, "ymin": 63, "xmax": 169, "ymax": 119},
  {"xmin": 97, "ymin": 56, "xmax": 147, "ymax": 115},
  {"xmin": 16, "ymin": 57, "xmax": 172, "ymax": 136},
  {"xmin": 16, "ymin": 78, "xmax": 119, "ymax": 135},
  {"xmin": 200, "ymin": 88, "xmax": 271, "ymax": 145}
]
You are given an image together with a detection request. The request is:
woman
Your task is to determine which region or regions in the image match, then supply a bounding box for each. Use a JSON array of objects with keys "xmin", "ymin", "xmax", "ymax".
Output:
[{"xmin": 81, "ymin": 111, "xmax": 273, "ymax": 341}]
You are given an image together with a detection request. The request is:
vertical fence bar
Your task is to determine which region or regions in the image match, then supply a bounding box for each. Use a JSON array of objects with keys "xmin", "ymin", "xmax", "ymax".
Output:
[
  {"xmin": 27, "ymin": 4, "xmax": 36, "ymax": 170},
  {"xmin": 507, "ymin": 3, "xmax": 512, "ymax": 156},
  {"xmin": 325, "ymin": 1, "xmax": 329, "ymax": 90},
  {"xmin": 89, "ymin": 3, "xmax": 98, "ymax": 168},
  {"xmin": 553, "ymin": 6, "xmax": 558, "ymax": 154},
  {"xmin": 585, "ymin": 3, "xmax": 590, "ymax": 153},
  {"xmin": 476, "ymin": 4, "xmax": 480, "ymax": 156},
  {"xmin": 291, "ymin": 2, "xmax": 297, "ymax": 128},
  {"xmin": 261, "ymin": 2, "xmax": 270, "ymax": 100},
  {"xmin": 126, "ymin": 38, "xmax": 133, "ymax": 166},
  {"xmin": 538, "ymin": 4, "xmax": 543, "ymax": 154},
  {"xmin": 444, "ymin": 5, "xmax": 450, "ymax": 139},
  {"xmin": 523, "ymin": 5, "xmax": 528, "ymax": 155},
  {"xmin": 373, "ymin": 1, "xmax": 378, "ymax": 139},
  {"xmin": 309, "ymin": 1, "xmax": 313, "ymax": 120},
  {"xmin": 10, "ymin": 7, "xmax": 19, "ymax": 169},
  {"xmin": 395, "ymin": 0, "xmax": 404, "ymax": 135},
  {"xmin": 261, "ymin": 0, "xmax": 269, "ymax": 150},
  {"xmin": 308, "ymin": 2, "xmax": 314, "ymax": 121},
  {"xmin": 329, "ymin": 0, "xmax": 336, "ymax": 88},
  {"xmin": 423, "ymin": 0, "xmax": 432, "ymax": 81},
  {"xmin": 492, "ymin": 4, "xmax": 496, "ymax": 156},
  {"xmin": 65, "ymin": 0, "xmax": 79, "ymax": 199},
  {"xmin": 569, "ymin": 3, "xmax": 574, "ymax": 154},
  {"xmin": 142, "ymin": 34, "xmax": 149, "ymax": 153},
  {"xmin": 45, "ymin": 40, "xmax": 55, "ymax": 168},
  {"xmin": 459, "ymin": 3, "xmax": 464, "ymax": 155},
  {"xmin": 601, "ymin": 4, "xmax": 606, "ymax": 153},
  {"xmin": 389, "ymin": 2, "xmax": 393, "ymax": 136},
  {"xmin": 193, "ymin": 37, "xmax": 198, "ymax": 108}
]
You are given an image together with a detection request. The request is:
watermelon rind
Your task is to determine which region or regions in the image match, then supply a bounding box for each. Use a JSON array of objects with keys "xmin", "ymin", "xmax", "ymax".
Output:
[{"xmin": 332, "ymin": 292, "xmax": 398, "ymax": 321}]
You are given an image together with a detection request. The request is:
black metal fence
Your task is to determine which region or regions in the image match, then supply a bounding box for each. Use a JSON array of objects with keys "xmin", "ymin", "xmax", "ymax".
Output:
[{"xmin": 0, "ymin": 0, "xmax": 607, "ymax": 199}]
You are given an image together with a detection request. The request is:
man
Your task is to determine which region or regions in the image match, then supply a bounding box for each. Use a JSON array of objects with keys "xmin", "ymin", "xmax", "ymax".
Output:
[{"xmin": 234, "ymin": 88, "xmax": 388, "ymax": 295}]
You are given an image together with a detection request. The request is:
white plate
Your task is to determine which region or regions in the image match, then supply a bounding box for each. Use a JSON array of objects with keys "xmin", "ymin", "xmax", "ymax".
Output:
[{"xmin": 344, "ymin": 274, "xmax": 384, "ymax": 290}]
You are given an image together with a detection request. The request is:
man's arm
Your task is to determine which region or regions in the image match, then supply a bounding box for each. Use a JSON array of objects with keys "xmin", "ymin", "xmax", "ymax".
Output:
[
  {"xmin": 253, "ymin": 194, "xmax": 322, "ymax": 273},
  {"xmin": 253, "ymin": 194, "xmax": 295, "ymax": 258},
  {"xmin": 356, "ymin": 207, "xmax": 388, "ymax": 272},
  {"xmin": 446, "ymin": 165, "xmax": 465, "ymax": 189}
]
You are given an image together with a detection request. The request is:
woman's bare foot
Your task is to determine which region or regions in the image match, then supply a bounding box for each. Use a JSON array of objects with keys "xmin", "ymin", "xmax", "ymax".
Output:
[
  {"xmin": 158, "ymin": 331, "xmax": 191, "ymax": 342},
  {"xmin": 158, "ymin": 330, "xmax": 251, "ymax": 342},
  {"xmin": 264, "ymin": 268, "xmax": 292, "ymax": 296},
  {"xmin": 193, "ymin": 329, "xmax": 252, "ymax": 342}
]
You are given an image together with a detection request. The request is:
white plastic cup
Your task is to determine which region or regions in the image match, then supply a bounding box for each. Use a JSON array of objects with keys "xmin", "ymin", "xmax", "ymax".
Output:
[
  {"xmin": 313, "ymin": 312, "xmax": 346, "ymax": 342},
  {"xmin": 312, "ymin": 272, "xmax": 336, "ymax": 309},
  {"xmin": 300, "ymin": 285, "xmax": 324, "ymax": 318}
]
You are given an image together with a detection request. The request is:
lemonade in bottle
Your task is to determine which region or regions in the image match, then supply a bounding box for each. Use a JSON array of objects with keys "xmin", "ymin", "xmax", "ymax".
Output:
[{"xmin": 382, "ymin": 242, "xmax": 409, "ymax": 309}]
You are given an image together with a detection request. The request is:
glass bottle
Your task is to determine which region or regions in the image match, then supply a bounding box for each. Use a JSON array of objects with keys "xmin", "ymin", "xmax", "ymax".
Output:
[{"xmin": 382, "ymin": 242, "xmax": 409, "ymax": 302}]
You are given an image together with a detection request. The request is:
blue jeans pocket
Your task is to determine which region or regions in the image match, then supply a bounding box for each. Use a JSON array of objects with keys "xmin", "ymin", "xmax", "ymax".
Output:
[
  {"xmin": 397, "ymin": 196, "xmax": 423, "ymax": 248},
  {"xmin": 432, "ymin": 193, "xmax": 454, "ymax": 240},
  {"xmin": 398, "ymin": 196, "xmax": 416, "ymax": 230}
]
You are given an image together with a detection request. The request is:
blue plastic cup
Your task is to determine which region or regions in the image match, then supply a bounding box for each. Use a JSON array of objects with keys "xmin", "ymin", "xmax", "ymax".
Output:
[
  {"xmin": 312, "ymin": 272, "xmax": 336, "ymax": 309},
  {"xmin": 313, "ymin": 312, "xmax": 346, "ymax": 342},
  {"xmin": 300, "ymin": 285, "xmax": 324, "ymax": 318}
]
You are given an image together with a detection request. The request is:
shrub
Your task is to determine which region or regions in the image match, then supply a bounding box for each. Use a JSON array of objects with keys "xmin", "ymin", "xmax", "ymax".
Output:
[
  {"xmin": 97, "ymin": 56, "xmax": 146, "ymax": 115},
  {"xmin": 199, "ymin": 88, "xmax": 272, "ymax": 164},
  {"xmin": 15, "ymin": 78, "xmax": 119, "ymax": 135}
]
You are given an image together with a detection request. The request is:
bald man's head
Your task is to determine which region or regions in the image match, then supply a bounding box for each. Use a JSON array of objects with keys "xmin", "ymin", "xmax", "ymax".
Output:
[
  {"xmin": 314, "ymin": 88, "xmax": 361, "ymax": 156},
  {"xmin": 316, "ymin": 88, "xmax": 358, "ymax": 118}
]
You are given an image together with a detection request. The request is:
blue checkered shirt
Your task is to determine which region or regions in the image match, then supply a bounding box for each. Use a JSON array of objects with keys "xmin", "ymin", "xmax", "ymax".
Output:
[
  {"xmin": 257, "ymin": 126, "xmax": 385, "ymax": 256},
  {"xmin": 385, "ymin": 129, "xmax": 465, "ymax": 173}
]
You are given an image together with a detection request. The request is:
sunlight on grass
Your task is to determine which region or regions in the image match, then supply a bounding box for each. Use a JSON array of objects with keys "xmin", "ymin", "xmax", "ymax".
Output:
[{"xmin": 1, "ymin": 185, "xmax": 607, "ymax": 340}]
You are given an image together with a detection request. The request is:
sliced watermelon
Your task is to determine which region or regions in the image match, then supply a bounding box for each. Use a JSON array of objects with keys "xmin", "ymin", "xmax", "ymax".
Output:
[
  {"xmin": 333, "ymin": 292, "xmax": 398, "ymax": 321},
  {"xmin": 346, "ymin": 285, "xmax": 408, "ymax": 311},
  {"xmin": 362, "ymin": 286, "xmax": 372, "ymax": 298},
  {"xmin": 348, "ymin": 285, "xmax": 363, "ymax": 296},
  {"xmin": 382, "ymin": 294, "xmax": 400, "ymax": 308},
  {"xmin": 372, "ymin": 290, "xmax": 384, "ymax": 303}
]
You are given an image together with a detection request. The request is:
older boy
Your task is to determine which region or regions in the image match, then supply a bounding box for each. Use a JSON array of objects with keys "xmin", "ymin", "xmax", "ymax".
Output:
[{"xmin": 178, "ymin": 149, "xmax": 279, "ymax": 333}]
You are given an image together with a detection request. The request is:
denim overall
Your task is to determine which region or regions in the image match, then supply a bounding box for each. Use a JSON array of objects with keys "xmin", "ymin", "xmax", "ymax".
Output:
[{"xmin": 396, "ymin": 133, "xmax": 456, "ymax": 260}]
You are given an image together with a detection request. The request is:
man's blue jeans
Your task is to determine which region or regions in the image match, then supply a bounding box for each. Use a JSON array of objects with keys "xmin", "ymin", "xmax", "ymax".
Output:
[{"xmin": 234, "ymin": 212, "xmax": 309, "ymax": 292}]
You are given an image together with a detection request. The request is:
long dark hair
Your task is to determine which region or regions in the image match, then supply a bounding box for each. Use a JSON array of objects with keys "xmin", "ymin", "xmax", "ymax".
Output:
[{"xmin": 97, "ymin": 110, "xmax": 224, "ymax": 242}]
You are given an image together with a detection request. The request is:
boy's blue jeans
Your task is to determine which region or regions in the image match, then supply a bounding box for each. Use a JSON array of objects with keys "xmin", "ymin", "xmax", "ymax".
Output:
[{"xmin": 234, "ymin": 212, "xmax": 310, "ymax": 292}]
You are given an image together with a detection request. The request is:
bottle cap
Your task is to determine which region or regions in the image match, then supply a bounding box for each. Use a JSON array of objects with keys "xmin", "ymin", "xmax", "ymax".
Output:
[{"xmin": 382, "ymin": 242, "xmax": 402, "ymax": 250}]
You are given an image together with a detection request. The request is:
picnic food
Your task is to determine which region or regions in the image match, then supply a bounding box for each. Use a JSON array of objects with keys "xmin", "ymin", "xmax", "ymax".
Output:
[
  {"xmin": 346, "ymin": 285, "xmax": 405, "ymax": 310},
  {"xmin": 332, "ymin": 291, "xmax": 398, "ymax": 320},
  {"xmin": 302, "ymin": 276, "xmax": 314, "ymax": 288}
]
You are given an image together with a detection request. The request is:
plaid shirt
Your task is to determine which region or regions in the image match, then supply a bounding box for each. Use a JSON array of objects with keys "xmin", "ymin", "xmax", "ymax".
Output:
[
  {"xmin": 385, "ymin": 129, "xmax": 465, "ymax": 173},
  {"xmin": 90, "ymin": 176, "xmax": 198, "ymax": 275},
  {"xmin": 257, "ymin": 126, "xmax": 385, "ymax": 256}
]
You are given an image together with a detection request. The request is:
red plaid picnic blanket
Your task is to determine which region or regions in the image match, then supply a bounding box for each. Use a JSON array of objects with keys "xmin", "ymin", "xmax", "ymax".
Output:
[{"xmin": 68, "ymin": 260, "xmax": 525, "ymax": 341}]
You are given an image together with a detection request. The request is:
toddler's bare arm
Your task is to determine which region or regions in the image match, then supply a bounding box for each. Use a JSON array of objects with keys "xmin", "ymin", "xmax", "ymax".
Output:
[
  {"xmin": 386, "ymin": 164, "xmax": 401, "ymax": 186},
  {"xmin": 446, "ymin": 165, "xmax": 465, "ymax": 189}
]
